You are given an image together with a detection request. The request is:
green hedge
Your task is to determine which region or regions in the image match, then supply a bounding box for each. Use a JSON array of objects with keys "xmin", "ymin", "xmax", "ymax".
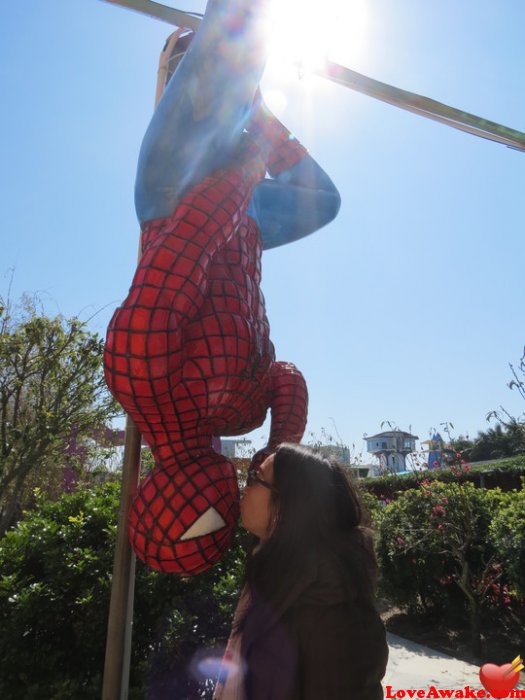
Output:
[
  {"xmin": 363, "ymin": 456, "xmax": 525, "ymax": 500},
  {"xmin": 0, "ymin": 483, "xmax": 245, "ymax": 699},
  {"xmin": 490, "ymin": 486, "xmax": 525, "ymax": 598}
]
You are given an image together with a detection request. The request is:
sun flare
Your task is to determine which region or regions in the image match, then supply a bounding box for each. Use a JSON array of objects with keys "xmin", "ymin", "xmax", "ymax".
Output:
[{"xmin": 264, "ymin": 0, "xmax": 368, "ymax": 75}]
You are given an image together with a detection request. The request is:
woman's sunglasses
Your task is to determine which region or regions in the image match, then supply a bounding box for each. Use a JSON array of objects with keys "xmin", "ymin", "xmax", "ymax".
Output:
[{"xmin": 246, "ymin": 467, "xmax": 279, "ymax": 494}]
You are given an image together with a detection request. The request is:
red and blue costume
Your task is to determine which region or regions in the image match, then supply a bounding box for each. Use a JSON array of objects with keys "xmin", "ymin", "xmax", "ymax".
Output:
[{"xmin": 104, "ymin": 0, "xmax": 340, "ymax": 575}]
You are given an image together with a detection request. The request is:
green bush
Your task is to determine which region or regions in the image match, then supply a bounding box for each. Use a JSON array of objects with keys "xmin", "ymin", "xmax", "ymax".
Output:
[
  {"xmin": 490, "ymin": 485, "xmax": 525, "ymax": 598},
  {"xmin": 377, "ymin": 481, "xmax": 505, "ymax": 619},
  {"xmin": 358, "ymin": 485, "xmax": 385, "ymax": 529},
  {"xmin": 377, "ymin": 483, "xmax": 450, "ymax": 614},
  {"xmin": 0, "ymin": 482, "xmax": 246, "ymax": 699}
]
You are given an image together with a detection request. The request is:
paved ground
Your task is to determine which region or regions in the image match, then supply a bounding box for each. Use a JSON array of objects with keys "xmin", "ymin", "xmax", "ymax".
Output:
[{"xmin": 384, "ymin": 633, "xmax": 525, "ymax": 695}]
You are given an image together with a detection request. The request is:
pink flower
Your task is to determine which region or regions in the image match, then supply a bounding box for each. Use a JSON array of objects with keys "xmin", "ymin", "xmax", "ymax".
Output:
[
  {"xmin": 396, "ymin": 536, "xmax": 405, "ymax": 545},
  {"xmin": 432, "ymin": 505, "xmax": 445, "ymax": 516}
]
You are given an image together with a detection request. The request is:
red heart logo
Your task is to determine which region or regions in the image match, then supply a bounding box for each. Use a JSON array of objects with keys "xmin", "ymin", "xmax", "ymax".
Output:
[{"xmin": 479, "ymin": 663, "xmax": 520, "ymax": 698}]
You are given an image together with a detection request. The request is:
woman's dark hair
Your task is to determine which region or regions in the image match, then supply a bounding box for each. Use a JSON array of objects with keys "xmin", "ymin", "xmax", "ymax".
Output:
[{"xmin": 240, "ymin": 443, "xmax": 378, "ymax": 629}]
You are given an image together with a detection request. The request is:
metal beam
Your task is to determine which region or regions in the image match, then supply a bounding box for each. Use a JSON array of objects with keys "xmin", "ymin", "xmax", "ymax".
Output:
[
  {"xmin": 321, "ymin": 61, "xmax": 525, "ymax": 152},
  {"xmin": 100, "ymin": 0, "xmax": 201, "ymax": 29},
  {"xmin": 98, "ymin": 0, "xmax": 525, "ymax": 152}
]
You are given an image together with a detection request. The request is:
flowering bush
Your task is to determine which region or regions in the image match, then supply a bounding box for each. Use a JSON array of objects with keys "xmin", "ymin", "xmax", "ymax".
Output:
[
  {"xmin": 377, "ymin": 480, "xmax": 513, "ymax": 653},
  {"xmin": 377, "ymin": 482, "xmax": 452, "ymax": 613}
]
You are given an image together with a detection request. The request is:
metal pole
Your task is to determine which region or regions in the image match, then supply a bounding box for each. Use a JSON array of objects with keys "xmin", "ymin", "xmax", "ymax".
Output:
[{"xmin": 102, "ymin": 417, "xmax": 141, "ymax": 700}]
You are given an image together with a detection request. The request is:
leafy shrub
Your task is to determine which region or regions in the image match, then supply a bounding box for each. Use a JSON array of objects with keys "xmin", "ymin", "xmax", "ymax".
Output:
[
  {"xmin": 377, "ymin": 482, "xmax": 505, "ymax": 619},
  {"xmin": 377, "ymin": 483, "xmax": 450, "ymax": 614},
  {"xmin": 490, "ymin": 485, "xmax": 525, "ymax": 598},
  {"xmin": 358, "ymin": 486, "xmax": 384, "ymax": 529},
  {"xmin": 0, "ymin": 482, "xmax": 246, "ymax": 699}
]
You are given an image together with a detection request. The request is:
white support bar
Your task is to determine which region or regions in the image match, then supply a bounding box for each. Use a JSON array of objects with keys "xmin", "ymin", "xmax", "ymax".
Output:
[
  {"xmin": 320, "ymin": 61, "xmax": 525, "ymax": 152},
  {"xmin": 99, "ymin": 0, "xmax": 201, "ymax": 29}
]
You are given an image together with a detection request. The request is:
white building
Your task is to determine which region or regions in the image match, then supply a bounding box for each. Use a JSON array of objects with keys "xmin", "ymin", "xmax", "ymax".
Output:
[{"xmin": 365, "ymin": 430, "xmax": 419, "ymax": 473}]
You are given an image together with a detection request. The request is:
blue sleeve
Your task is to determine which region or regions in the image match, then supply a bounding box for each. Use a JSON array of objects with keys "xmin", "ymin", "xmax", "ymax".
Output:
[{"xmin": 247, "ymin": 154, "xmax": 341, "ymax": 250}]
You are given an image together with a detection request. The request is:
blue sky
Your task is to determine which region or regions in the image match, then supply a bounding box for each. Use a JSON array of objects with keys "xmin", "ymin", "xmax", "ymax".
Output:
[{"xmin": 2, "ymin": 0, "xmax": 524, "ymax": 461}]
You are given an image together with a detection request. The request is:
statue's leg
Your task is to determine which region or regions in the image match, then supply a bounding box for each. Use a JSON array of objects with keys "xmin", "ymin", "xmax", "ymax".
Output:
[{"xmin": 135, "ymin": 0, "xmax": 269, "ymax": 224}]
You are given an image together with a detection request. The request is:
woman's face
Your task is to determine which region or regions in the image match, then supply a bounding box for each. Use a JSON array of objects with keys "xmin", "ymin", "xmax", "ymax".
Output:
[{"xmin": 240, "ymin": 454, "xmax": 276, "ymax": 540}]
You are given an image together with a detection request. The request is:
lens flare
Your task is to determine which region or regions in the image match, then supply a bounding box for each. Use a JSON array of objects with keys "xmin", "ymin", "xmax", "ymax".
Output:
[{"xmin": 264, "ymin": 0, "xmax": 368, "ymax": 76}]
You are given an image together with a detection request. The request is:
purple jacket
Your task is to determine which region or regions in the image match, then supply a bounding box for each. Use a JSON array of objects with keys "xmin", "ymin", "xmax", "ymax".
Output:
[{"xmin": 240, "ymin": 553, "xmax": 388, "ymax": 700}]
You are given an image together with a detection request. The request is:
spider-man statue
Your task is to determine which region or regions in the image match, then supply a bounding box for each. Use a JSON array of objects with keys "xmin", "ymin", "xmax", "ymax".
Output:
[{"xmin": 104, "ymin": 0, "xmax": 340, "ymax": 574}]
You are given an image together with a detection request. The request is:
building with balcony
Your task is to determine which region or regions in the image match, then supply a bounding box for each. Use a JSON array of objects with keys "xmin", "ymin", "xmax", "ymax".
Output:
[{"xmin": 365, "ymin": 430, "xmax": 419, "ymax": 473}]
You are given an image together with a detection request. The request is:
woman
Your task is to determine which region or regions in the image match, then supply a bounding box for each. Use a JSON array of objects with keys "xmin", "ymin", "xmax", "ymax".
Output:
[{"xmin": 214, "ymin": 443, "xmax": 389, "ymax": 700}]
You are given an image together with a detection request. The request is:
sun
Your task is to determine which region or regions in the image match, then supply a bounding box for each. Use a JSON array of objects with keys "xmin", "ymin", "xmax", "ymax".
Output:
[{"xmin": 264, "ymin": 0, "xmax": 368, "ymax": 75}]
